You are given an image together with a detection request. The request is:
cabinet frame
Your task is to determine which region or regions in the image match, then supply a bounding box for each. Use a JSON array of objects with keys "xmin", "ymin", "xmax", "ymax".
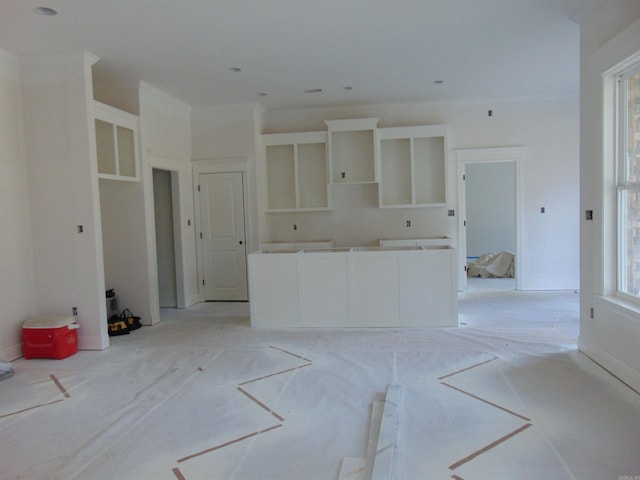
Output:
[
  {"xmin": 94, "ymin": 101, "xmax": 140, "ymax": 182},
  {"xmin": 326, "ymin": 118, "xmax": 380, "ymax": 185},
  {"xmin": 378, "ymin": 125, "xmax": 448, "ymax": 208},
  {"xmin": 262, "ymin": 131, "xmax": 331, "ymax": 212}
]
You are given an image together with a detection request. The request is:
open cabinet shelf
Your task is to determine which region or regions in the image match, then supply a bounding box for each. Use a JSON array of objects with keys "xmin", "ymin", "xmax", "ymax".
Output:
[
  {"xmin": 326, "ymin": 118, "xmax": 379, "ymax": 184},
  {"xmin": 378, "ymin": 125, "xmax": 447, "ymax": 208},
  {"xmin": 262, "ymin": 131, "xmax": 331, "ymax": 212},
  {"xmin": 94, "ymin": 101, "xmax": 140, "ymax": 182}
]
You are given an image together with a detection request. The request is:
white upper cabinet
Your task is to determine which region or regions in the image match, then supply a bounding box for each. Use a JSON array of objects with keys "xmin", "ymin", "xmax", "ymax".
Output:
[
  {"xmin": 94, "ymin": 101, "xmax": 140, "ymax": 181},
  {"xmin": 262, "ymin": 131, "xmax": 331, "ymax": 212},
  {"xmin": 378, "ymin": 125, "xmax": 448, "ymax": 208},
  {"xmin": 326, "ymin": 118, "xmax": 379, "ymax": 184}
]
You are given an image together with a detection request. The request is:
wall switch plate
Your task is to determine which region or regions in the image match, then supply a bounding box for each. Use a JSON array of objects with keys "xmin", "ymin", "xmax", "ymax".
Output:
[
  {"xmin": 448, "ymin": 210, "xmax": 455, "ymax": 217},
  {"xmin": 586, "ymin": 210, "xmax": 593, "ymax": 221},
  {"xmin": 406, "ymin": 220, "xmax": 411, "ymax": 227}
]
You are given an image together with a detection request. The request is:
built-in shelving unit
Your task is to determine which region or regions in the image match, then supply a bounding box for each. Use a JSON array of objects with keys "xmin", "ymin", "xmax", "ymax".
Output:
[
  {"xmin": 378, "ymin": 125, "xmax": 447, "ymax": 208},
  {"xmin": 326, "ymin": 118, "xmax": 379, "ymax": 184},
  {"xmin": 262, "ymin": 131, "xmax": 330, "ymax": 212},
  {"xmin": 94, "ymin": 101, "xmax": 139, "ymax": 182}
]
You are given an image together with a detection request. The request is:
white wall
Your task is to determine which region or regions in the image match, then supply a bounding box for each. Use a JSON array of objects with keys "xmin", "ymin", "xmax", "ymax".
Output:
[
  {"xmin": 465, "ymin": 162, "xmax": 516, "ymax": 258},
  {"xmin": 262, "ymin": 96, "xmax": 580, "ymax": 290},
  {"xmin": 0, "ymin": 51, "xmax": 36, "ymax": 360},
  {"xmin": 578, "ymin": 1, "xmax": 640, "ymax": 393},
  {"xmin": 99, "ymin": 178, "xmax": 149, "ymax": 320},
  {"xmin": 21, "ymin": 52, "xmax": 108, "ymax": 350},
  {"xmin": 191, "ymin": 103, "xmax": 262, "ymax": 255}
]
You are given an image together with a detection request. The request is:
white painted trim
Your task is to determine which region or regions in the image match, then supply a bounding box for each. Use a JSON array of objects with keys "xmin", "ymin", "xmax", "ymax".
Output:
[
  {"xmin": 589, "ymin": 16, "xmax": 640, "ymax": 77},
  {"xmin": 1, "ymin": 343, "xmax": 23, "ymax": 362},
  {"xmin": 20, "ymin": 51, "xmax": 100, "ymax": 67},
  {"xmin": 140, "ymin": 149, "xmax": 193, "ymax": 323},
  {"xmin": 455, "ymin": 146, "xmax": 526, "ymax": 291},
  {"xmin": 579, "ymin": 342, "xmax": 640, "ymax": 395},
  {"xmin": 192, "ymin": 158, "xmax": 251, "ymax": 303}
]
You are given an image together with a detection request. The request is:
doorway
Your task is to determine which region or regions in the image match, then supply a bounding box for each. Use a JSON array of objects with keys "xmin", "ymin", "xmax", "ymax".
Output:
[
  {"xmin": 455, "ymin": 147, "xmax": 524, "ymax": 291},
  {"xmin": 152, "ymin": 168, "xmax": 178, "ymax": 307},
  {"xmin": 198, "ymin": 172, "xmax": 248, "ymax": 301},
  {"xmin": 465, "ymin": 161, "xmax": 516, "ymax": 290}
]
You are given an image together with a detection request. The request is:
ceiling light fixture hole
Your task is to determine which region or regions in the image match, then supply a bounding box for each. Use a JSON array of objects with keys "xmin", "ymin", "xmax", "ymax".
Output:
[{"xmin": 34, "ymin": 6, "xmax": 58, "ymax": 16}]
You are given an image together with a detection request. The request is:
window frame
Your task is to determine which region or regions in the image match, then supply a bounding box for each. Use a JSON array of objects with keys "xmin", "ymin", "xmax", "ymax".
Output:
[{"xmin": 616, "ymin": 65, "xmax": 640, "ymax": 303}]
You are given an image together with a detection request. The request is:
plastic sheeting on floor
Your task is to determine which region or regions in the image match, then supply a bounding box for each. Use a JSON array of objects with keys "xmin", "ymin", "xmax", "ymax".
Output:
[
  {"xmin": 468, "ymin": 251, "xmax": 515, "ymax": 278},
  {"xmin": 1, "ymin": 288, "xmax": 639, "ymax": 480}
]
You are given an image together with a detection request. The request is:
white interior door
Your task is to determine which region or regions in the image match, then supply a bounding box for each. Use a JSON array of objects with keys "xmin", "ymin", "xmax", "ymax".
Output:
[{"xmin": 199, "ymin": 172, "xmax": 248, "ymax": 301}]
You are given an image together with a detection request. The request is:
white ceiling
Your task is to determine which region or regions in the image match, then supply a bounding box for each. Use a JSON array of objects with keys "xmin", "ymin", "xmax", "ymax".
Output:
[{"xmin": 0, "ymin": 0, "xmax": 588, "ymax": 111}]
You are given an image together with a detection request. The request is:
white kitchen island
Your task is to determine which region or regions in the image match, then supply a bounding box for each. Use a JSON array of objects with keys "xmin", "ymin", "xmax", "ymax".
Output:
[{"xmin": 248, "ymin": 245, "xmax": 457, "ymax": 328}]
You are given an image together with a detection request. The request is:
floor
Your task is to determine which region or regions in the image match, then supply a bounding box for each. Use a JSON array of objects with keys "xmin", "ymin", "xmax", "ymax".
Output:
[{"xmin": 1, "ymin": 278, "xmax": 640, "ymax": 480}]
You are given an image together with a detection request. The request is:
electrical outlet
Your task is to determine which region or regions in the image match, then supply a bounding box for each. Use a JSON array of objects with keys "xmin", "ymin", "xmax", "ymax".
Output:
[
  {"xmin": 72, "ymin": 307, "xmax": 78, "ymax": 316},
  {"xmin": 77, "ymin": 225, "xmax": 83, "ymax": 233},
  {"xmin": 448, "ymin": 210, "xmax": 455, "ymax": 217},
  {"xmin": 293, "ymin": 224, "xmax": 298, "ymax": 231},
  {"xmin": 406, "ymin": 220, "xmax": 411, "ymax": 227},
  {"xmin": 540, "ymin": 207, "xmax": 545, "ymax": 214},
  {"xmin": 585, "ymin": 210, "xmax": 593, "ymax": 221}
]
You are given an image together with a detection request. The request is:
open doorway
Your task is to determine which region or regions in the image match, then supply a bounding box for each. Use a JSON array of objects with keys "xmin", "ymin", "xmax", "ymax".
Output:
[
  {"xmin": 152, "ymin": 168, "xmax": 178, "ymax": 308},
  {"xmin": 455, "ymin": 147, "xmax": 524, "ymax": 291},
  {"xmin": 465, "ymin": 161, "xmax": 516, "ymax": 290}
]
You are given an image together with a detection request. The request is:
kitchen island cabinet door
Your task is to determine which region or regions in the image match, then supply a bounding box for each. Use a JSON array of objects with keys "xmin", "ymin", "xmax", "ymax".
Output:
[
  {"xmin": 248, "ymin": 254, "xmax": 299, "ymax": 327},
  {"xmin": 300, "ymin": 255, "xmax": 349, "ymax": 327}
]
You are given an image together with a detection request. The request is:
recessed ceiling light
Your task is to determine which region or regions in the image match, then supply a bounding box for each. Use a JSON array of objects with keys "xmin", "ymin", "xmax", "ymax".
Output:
[
  {"xmin": 433, "ymin": 80, "xmax": 444, "ymax": 84},
  {"xmin": 34, "ymin": 6, "xmax": 58, "ymax": 16},
  {"xmin": 304, "ymin": 88, "xmax": 322, "ymax": 94},
  {"xmin": 229, "ymin": 67, "xmax": 242, "ymax": 73}
]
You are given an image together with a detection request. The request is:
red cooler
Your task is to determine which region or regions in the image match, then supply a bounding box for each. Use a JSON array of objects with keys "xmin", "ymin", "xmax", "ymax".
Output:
[{"xmin": 22, "ymin": 315, "xmax": 79, "ymax": 359}]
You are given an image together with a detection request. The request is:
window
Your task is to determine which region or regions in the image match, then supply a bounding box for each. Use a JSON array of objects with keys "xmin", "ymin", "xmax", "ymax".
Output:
[{"xmin": 617, "ymin": 67, "xmax": 640, "ymax": 300}]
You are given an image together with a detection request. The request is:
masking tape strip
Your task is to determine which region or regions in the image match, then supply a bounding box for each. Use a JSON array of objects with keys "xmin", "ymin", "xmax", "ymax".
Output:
[
  {"xmin": 451, "ymin": 475, "xmax": 465, "ymax": 480},
  {"xmin": 449, "ymin": 423, "xmax": 533, "ymax": 471},
  {"xmin": 438, "ymin": 357, "xmax": 498, "ymax": 380},
  {"xmin": 177, "ymin": 424, "xmax": 283, "ymax": 463},
  {"xmin": 0, "ymin": 399, "xmax": 64, "ymax": 419},
  {"xmin": 172, "ymin": 467, "xmax": 186, "ymax": 480},
  {"xmin": 237, "ymin": 386, "xmax": 285, "ymax": 422},
  {"xmin": 343, "ymin": 466, "xmax": 366, "ymax": 479},
  {"xmin": 269, "ymin": 345, "xmax": 312, "ymax": 363},
  {"xmin": 238, "ymin": 363, "xmax": 312, "ymax": 386},
  {"xmin": 50, "ymin": 374, "xmax": 71, "ymax": 398},
  {"xmin": 440, "ymin": 381, "xmax": 531, "ymax": 422}
]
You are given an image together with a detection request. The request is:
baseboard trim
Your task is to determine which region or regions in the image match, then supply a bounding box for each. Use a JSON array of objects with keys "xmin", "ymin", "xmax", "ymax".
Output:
[
  {"xmin": 579, "ymin": 341, "xmax": 640, "ymax": 395},
  {"xmin": 0, "ymin": 343, "xmax": 24, "ymax": 361}
]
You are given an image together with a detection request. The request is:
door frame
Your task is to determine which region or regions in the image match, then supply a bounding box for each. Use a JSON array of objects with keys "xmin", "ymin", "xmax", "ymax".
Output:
[
  {"xmin": 455, "ymin": 146, "xmax": 526, "ymax": 291},
  {"xmin": 152, "ymin": 167, "xmax": 179, "ymax": 307},
  {"xmin": 144, "ymin": 151, "xmax": 190, "ymax": 316},
  {"xmin": 193, "ymin": 158, "xmax": 251, "ymax": 303}
]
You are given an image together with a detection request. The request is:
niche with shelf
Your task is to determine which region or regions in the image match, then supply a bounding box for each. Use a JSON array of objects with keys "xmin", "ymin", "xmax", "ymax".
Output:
[
  {"xmin": 378, "ymin": 125, "xmax": 447, "ymax": 208},
  {"xmin": 326, "ymin": 118, "xmax": 379, "ymax": 184},
  {"xmin": 262, "ymin": 131, "xmax": 330, "ymax": 212},
  {"xmin": 94, "ymin": 101, "xmax": 139, "ymax": 182}
]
